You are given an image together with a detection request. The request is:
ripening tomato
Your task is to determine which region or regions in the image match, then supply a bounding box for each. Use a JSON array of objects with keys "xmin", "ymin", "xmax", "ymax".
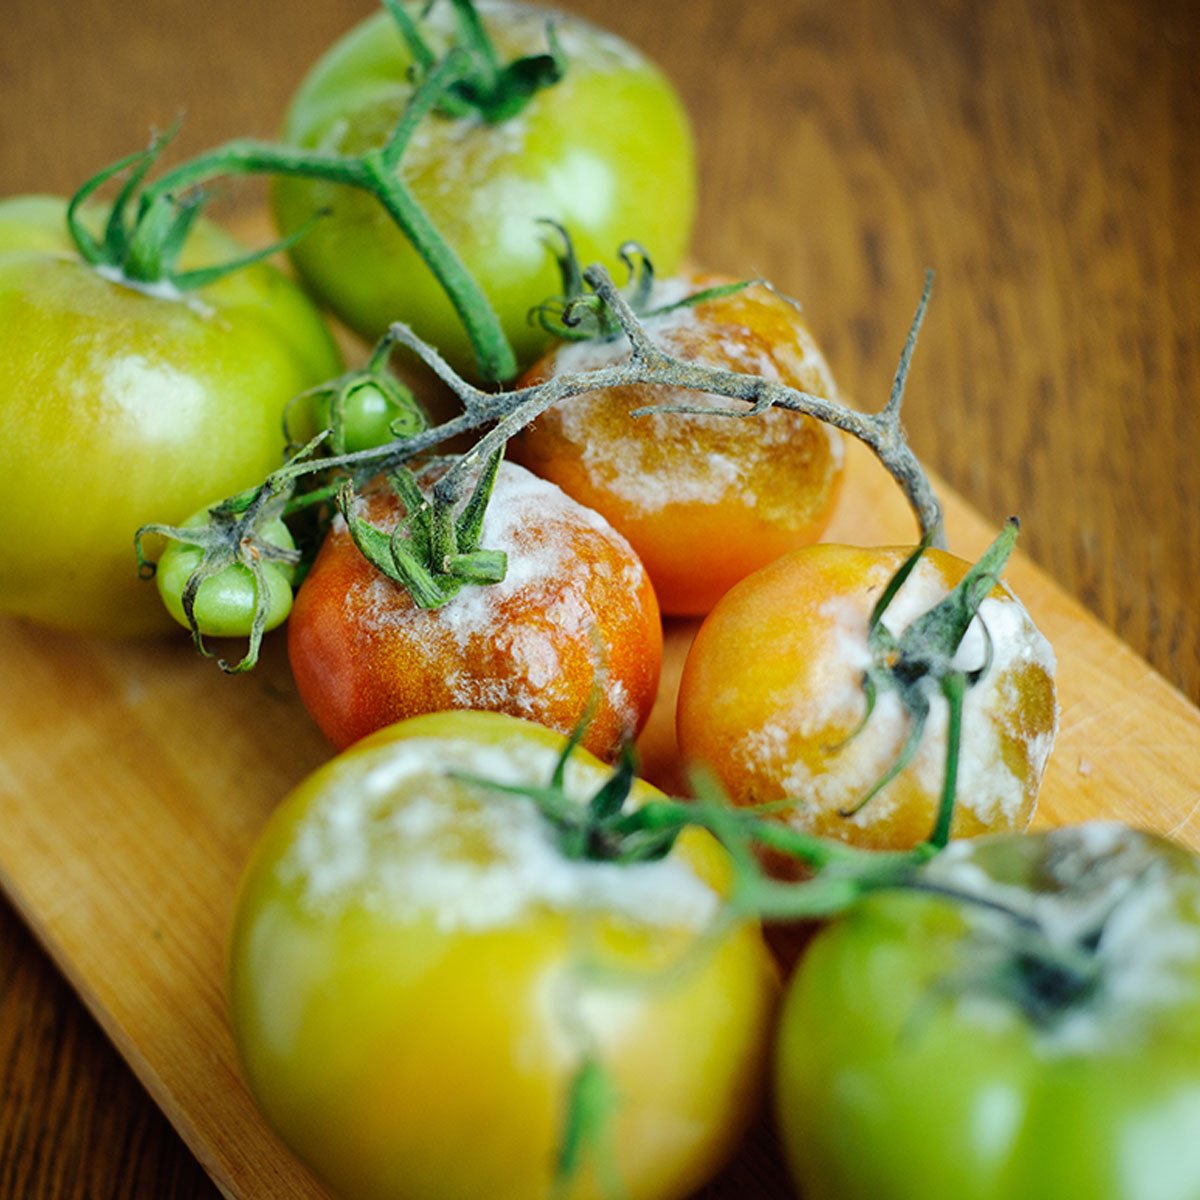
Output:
[
  {"xmin": 288, "ymin": 461, "xmax": 662, "ymax": 760},
  {"xmin": 676, "ymin": 543, "xmax": 1058, "ymax": 850},
  {"xmin": 776, "ymin": 823, "xmax": 1200, "ymax": 1200},
  {"xmin": 230, "ymin": 710, "xmax": 777, "ymax": 1200},
  {"xmin": 273, "ymin": 2, "xmax": 696, "ymax": 375},
  {"xmin": 0, "ymin": 195, "xmax": 341, "ymax": 636},
  {"xmin": 513, "ymin": 274, "xmax": 845, "ymax": 615}
]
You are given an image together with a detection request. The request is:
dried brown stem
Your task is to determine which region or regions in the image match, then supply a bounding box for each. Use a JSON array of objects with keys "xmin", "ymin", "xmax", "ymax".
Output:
[{"xmin": 311, "ymin": 265, "xmax": 945, "ymax": 546}]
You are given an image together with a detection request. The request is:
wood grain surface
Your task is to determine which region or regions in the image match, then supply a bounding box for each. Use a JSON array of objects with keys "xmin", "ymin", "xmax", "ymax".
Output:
[{"xmin": 1, "ymin": 0, "xmax": 1197, "ymax": 1197}]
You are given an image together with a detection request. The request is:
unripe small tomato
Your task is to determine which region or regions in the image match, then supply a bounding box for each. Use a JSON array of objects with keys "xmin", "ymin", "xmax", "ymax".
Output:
[{"xmin": 154, "ymin": 510, "xmax": 297, "ymax": 639}]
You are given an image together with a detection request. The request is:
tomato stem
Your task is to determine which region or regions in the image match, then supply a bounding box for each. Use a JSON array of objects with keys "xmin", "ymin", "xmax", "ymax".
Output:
[
  {"xmin": 69, "ymin": 29, "xmax": 521, "ymax": 381},
  {"xmin": 71, "ymin": 0, "xmax": 577, "ymax": 380},
  {"xmin": 931, "ymin": 672, "xmax": 966, "ymax": 848},
  {"xmin": 125, "ymin": 123, "xmax": 517, "ymax": 381},
  {"xmin": 532, "ymin": 224, "xmax": 758, "ymax": 342},
  {"xmin": 553, "ymin": 1056, "xmax": 625, "ymax": 1200},
  {"xmin": 153, "ymin": 264, "xmax": 952, "ymax": 656},
  {"xmin": 354, "ymin": 265, "xmax": 946, "ymax": 546}
]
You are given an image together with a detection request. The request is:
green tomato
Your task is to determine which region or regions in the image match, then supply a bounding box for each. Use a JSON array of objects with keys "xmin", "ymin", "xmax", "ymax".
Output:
[
  {"xmin": 312, "ymin": 375, "xmax": 426, "ymax": 455},
  {"xmin": 0, "ymin": 195, "xmax": 341, "ymax": 637},
  {"xmin": 155, "ymin": 510, "xmax": 296, "ymax": 639},
  {"xmin": 775, "ymin": 823, "xmax": 1200, "ymax": 1200},
  {"xmin": 273, "ymin": 3, "xmax": 696, "ymax": 375},
  {"xmin": 230, "ymin": 711, "xmax": 776, "ymax": 1200}
]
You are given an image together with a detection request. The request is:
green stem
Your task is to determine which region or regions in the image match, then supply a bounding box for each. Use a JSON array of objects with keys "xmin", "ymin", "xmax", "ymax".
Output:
[
  {"xmin": 449, "ymin": 0, "xmax": 502, "ymax": 91},
  {"xmin": 361, "ymin": 156, "xmax": 515, "ymax": 381},
  {"xmin": 142, "ymin": 140, "xmax": 361, "ymax": 200},
  {"xmin": 931, "ymin": 672, "xmax": 966, "ymax": 848},
  {"xmin": 380, "ymin": 48, "xmax": 470, "ymax": 171},
  {"xmin": 134, "ymin": 120, "xmax": 515, "ymax": 380}
]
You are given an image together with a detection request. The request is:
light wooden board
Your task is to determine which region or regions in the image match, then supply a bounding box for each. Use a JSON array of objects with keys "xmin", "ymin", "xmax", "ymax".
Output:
[{"xmin": 1, "ymin": 427, "xmax": 1199, "ymax": 1199}]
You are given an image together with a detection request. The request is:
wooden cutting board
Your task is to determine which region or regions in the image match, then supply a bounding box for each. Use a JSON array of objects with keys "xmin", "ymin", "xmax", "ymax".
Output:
[{"xmin": 1, "ymin": 390, "xmax": 1199, "ymax": 1196}]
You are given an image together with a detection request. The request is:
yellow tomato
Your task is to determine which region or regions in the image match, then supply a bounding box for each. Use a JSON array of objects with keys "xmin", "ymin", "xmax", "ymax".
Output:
[{"xmin": 230, "ymin": 711, "xmax": 777, "ymax": 1200}]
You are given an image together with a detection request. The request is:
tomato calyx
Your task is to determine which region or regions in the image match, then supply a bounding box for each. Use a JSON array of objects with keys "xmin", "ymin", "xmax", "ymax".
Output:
[
  {"xmin": 336, "ymin": 450, "xmax": 508, "ymax": 608},
  {"xmin": 912, "ymin": 826, "xmax": 1196, "ymax": 1039},
  {"xmin": 531, "ymin": 222, "xmax": 756, "ymax": 343},
  {"xmin": 829, "ymin": 520, "xmax": 1022, "ymax": 846},
  {"xmin": 458, "ymin": 715, "xmax": 932, "ymax": 915},
  {"xmin": 383, "ymin": 0, "xmax": 566, "ymax": 124},
  {"xmin": 66, "ymin": 124, "xmax": 324, "ymax": 294},
  {"xmin": 70, "ymin": 7, "xmax": 525, "ymax": 381},
  {"xmin": 135, "ymin": 445, "xmax": 316, "ymax": 672},
  {"xmin": 455, "ymin": 714, "xmax": 682, "ymax": 864}
]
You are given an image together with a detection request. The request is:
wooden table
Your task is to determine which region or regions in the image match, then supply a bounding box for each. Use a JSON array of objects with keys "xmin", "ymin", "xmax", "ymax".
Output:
[{"xmin": 1, "ymin": 0, "xmax": 1197, "ymax": 1195}]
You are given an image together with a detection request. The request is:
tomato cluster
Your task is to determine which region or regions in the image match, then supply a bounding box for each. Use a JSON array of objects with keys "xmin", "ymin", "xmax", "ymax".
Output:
[{"xmin": 8, "ymin": 1, "xmax": 1190, "ymax": 1198}]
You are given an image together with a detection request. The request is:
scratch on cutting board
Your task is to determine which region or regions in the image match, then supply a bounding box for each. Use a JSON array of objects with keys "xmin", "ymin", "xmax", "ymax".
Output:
[{"xmin": 1165, "ymin": 791, "xmax": 1200, "ymax": 838}]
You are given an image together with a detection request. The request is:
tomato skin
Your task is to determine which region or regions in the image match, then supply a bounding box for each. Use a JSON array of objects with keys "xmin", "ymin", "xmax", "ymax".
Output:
[
  {"xmin": 230, "ymin": 710, "xmax": 777, "ymax": 1200},
  {"xmin": 513, "ymin": 275, "xmax": 845, "ymax": 615},
  {"xmin": 288, "ymin": 461, "xmax": 662, "ymax": 759},
  {"xmin": 775, "ymin": 825, "xmax": 1200, "ymax": 1200},
  {"xmin": 676, "ymin": 543, "xmax": 1058, "ymax": 850},
  {"xmin": 273, "ymin": 3, "xmax": 696, "ymax": 374},
  {"xmin": 0, "ymin": 195, "xmax": 341, "ymax": 636}
]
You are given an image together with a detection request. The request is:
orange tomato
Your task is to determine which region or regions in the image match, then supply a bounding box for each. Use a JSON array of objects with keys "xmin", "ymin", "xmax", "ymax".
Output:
[
  {"xmin": 288, "ymin": 461, "xmax": 662, "ymax": 759},
  {"xmin": 676, "ymin": 544, "xmax": 1058, "ymax": 850},
  {"xmin": 512, "ymin": 274, "xmax": 844, "ymax": 615}
]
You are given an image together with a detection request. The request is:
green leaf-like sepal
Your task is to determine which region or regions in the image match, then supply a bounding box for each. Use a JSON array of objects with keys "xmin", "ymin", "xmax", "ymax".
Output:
[
  {"xmin": 531, "ymin": 222, "xmax": 758, "ymax": 344},
  {"xmin": 335, "ymin": 449, "xmax": 508, "ymax": 610},
  {"xmin": 839, "ymin": 519, "xmax": 1022, "ymax": 844},
  {"xmin": 553, "ymin": 1056, "xmax": 621, "ymax": 1200},
  {"xmin": 383, "ymin": 0, "xmax": 566, "ymax": 124}
]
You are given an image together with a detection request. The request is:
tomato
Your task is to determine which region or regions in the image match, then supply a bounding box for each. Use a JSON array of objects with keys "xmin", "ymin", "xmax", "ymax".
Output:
[
  {"xmin": 229, "ymin": 710, "xmax": 776, "ymax": 1200},
  {"xmin": 288, "ymin": 460, "xmax": 662, "ymax": 760},
  {"xmin": 512, "ymin": 274, "xmax": 845, "ymax": 615},
  {"xmin": 272, "ymin": 2, "xmax": 696, "ymax": 374},
  {"xmin": 312, "ymin": 376, "xmax": 421, "ymax": 456},
  {"xmin": 775, "ymin": 823, "xmax": 1200, "ymax": 1200},
  {"xmin": 154, "ymin": 508, "xmax": 297, "ymax": 639},
  {"xmin": 676, "ymin": 542, "xmax": 1058, "ymax": 850},
  {"xmin": 0, "ymin": 195, "xmax": 341, "ymax": 637}
]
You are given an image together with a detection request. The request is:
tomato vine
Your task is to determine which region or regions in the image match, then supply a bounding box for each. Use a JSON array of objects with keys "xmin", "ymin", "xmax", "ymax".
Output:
[{"xmin": 65, "ymin": 0, "xmax": 580, "ymax": 384}]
